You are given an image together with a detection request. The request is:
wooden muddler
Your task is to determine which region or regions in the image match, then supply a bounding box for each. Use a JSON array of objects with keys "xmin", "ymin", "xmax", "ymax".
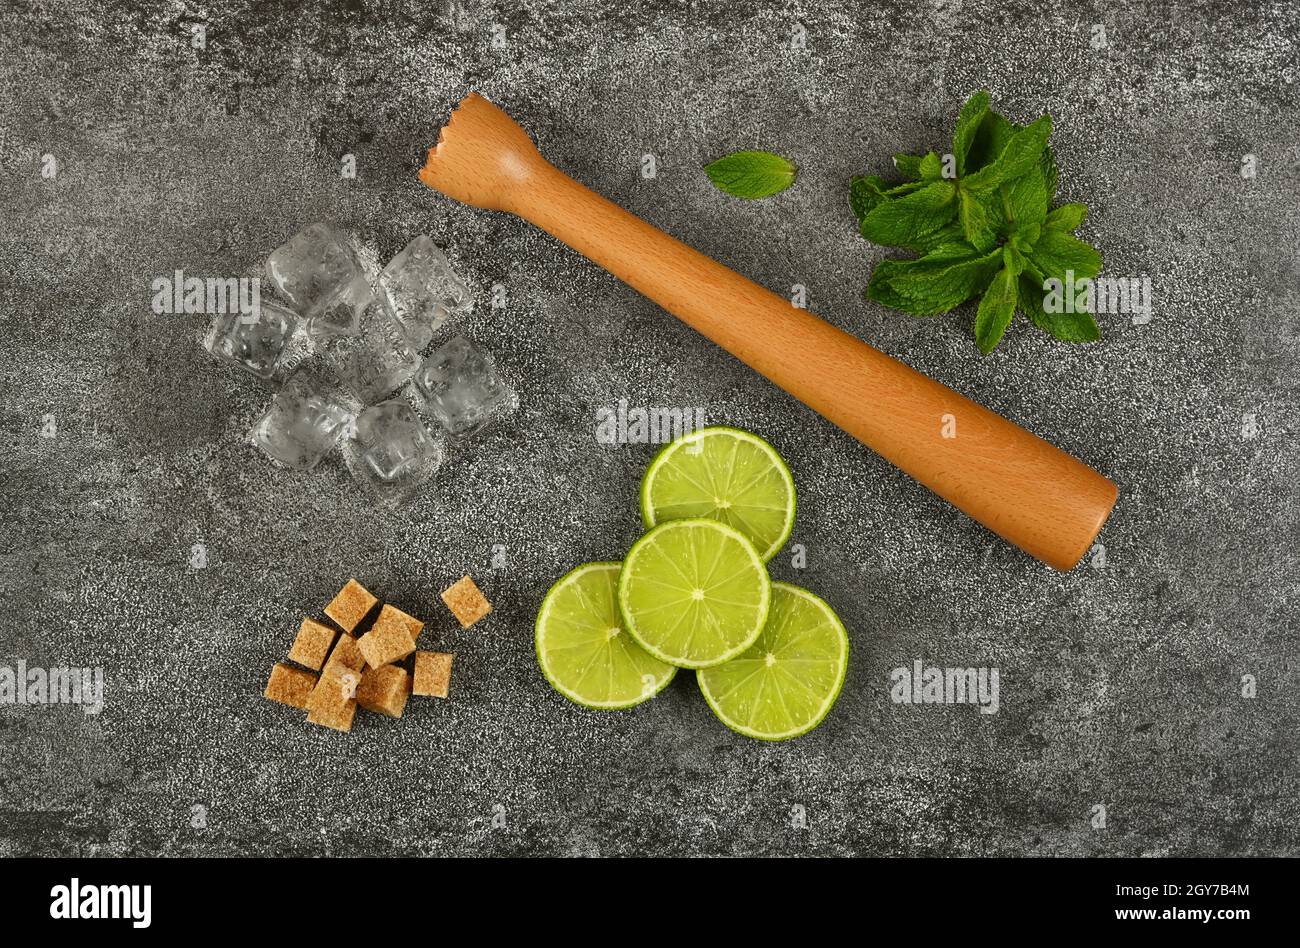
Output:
[{"xmin": 420, "ymin": 92, "xmax": 1118, "ymax": 571}]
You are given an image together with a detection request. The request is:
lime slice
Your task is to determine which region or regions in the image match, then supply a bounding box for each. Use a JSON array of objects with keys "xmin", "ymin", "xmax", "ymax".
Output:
[
  {"xmin": 535, "ymin": 562, "xmax": 677, "ymax": 709},
  {"xmin": 640, "ymin": 426, "xmax": 795, "ymax": 562},
  {"xmin": 618, "ymin": 518, "xmax": 771, "ymax": 669},
  {"xmin": 697, "ymin": 582, "xmax": 848, "ymax": 741}
]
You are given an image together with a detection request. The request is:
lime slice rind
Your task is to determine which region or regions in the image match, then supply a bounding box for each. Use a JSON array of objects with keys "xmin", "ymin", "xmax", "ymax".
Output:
[
  {"xmin": 640, "ymin": 426, "xmax": 796, "ymax": 563},
  {"xmin": 618, "ymin": 518, "xmax": 771, "ymax": 670},
  {"xmin": 697, "ymin": 582, "xmax": 848, "ymax": 741},
  {"xmin": 536, "ymin": 561, "xmax": 677, "ymax": 710}
]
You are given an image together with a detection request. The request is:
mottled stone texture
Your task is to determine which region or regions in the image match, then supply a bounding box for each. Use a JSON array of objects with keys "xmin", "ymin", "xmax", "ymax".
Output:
[{"xmin": 0, "ymin": 1, "xmax": 1296, "ymax": 856}]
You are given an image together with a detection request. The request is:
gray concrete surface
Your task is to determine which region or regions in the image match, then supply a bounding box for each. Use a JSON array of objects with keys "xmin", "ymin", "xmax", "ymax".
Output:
[{"xmin": 1, "ymin": 0, "xmax": 1297, "ymax": 856}]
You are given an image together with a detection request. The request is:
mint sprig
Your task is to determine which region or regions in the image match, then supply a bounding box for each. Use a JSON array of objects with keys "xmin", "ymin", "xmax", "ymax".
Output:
[
  {"xmin": 850, "ymin": 92, "xmax": 1104, "ymax": 354},
  {"xmin": 705, "ymin": 151, "xmax": 797, "ymax": 199}
]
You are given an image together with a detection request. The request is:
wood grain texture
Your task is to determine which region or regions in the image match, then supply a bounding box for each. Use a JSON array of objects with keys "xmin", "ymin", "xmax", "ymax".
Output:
[{"xmin": 421, "ymin": 93, "xmax": 1118, "ymax": 571}]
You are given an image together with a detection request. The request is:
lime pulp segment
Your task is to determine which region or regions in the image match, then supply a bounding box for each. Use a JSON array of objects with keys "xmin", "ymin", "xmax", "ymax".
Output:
[
  {"xmin": 640, "ymin": 426, "xmax": 795, "ymax": 562},
  {"xmin": 618, "ymin": 518, "xmax": 771, "ymax": 669},
  {"xmin": 535, "ymin": 562, "xmax": 677, "ymax": 709},
  {"xmin": 697, "ymin": 582, "xmax": 848, "ymax": 741}
]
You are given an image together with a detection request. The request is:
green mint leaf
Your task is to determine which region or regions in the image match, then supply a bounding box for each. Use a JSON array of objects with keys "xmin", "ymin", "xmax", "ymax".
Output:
[
  {"xmin": 1044, "ymin": 202, "xmax": 1088, "ymax": 231},
  {"xmin": 893, "ymin": 153, "xmax": 924, "ymax": 179},
  {"xmin": 1003, "ymin": 165, "xmax": 1049, "ymax": 228},
  {"xmin": 1010, "ymin": 222, "xmax": 1042, "ymax": 252},
  {"xmin": 919, "ymin": 151, "xmax": 945, "ymax": 181},
  {"xmin": 963, "ymin": 110, "xmax": 1015, "ymax": 173},
  {"xmin": 885, "ymin": 180, "xmax": 930, "ymax": 196},
  {"xmin": 1019, "ymin": 273, "xmax": 1101, "ymax": 343},
  {"xmin": 867, "ymin": 260, "xmax": 940, "ymax": 315},
  {"xmin": 952, "ymin": 91, "xmax": 991, "ymax": 175},
  {"xmin": 975, "ymin": 266, "xmax": 1018, "ymax": 354},
  {"xmin": 910, "ymin": 222, "xmax": 968, "ymax": 253},
  {"xmin": 704, "ymin": 151, "xmax": 797, "ymax": 199},
  {"xmin": 850, "ymin": 175, "xmax": 889, "ymax": 222},
  {"xmin": 1003, "ymin": 243, "xmax": 1027, "ymax": 276},
  {"xmin": 963, "ymin": 115, "xmax": 1053, "ymax": 191},
  {"xmin": 858, "ymin": 180, "xmax": 958, "ymax": 247},
  {"xmin": 870, "ymin": 245, "xmax": 1002, "ymax": 315},
  {"xmin": 1026, "ymin": 230, "xmax": 1103, "ymax": 282},
  {"xmin": 958, "ymin": 189, "xmax": 1000, "ymax": 251},
  {"xmin": 1041, "ymin": 145, "xmax": 1058, "ymax": 198}
]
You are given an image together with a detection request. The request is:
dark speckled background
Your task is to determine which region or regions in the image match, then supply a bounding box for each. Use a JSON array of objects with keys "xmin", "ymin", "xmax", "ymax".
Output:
[{"xmin": 1, "ymin": 0, "xmax": 1297, "ymax": 856}]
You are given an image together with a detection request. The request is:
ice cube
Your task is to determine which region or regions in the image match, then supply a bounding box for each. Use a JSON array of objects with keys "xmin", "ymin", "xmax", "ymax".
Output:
[
  {"xmin": 412, "ymin": 335, "xmax": 517, "ymax": 437},
  {"xmin": 326, "ymin": 294, "xmax": 421, "ymax": 405},
  {"xmin": 377, "ymin": 235, "xmax": 473, "ymax": 349},
  {"xmin": 357, "ymin": 400, "xmax": 435, "ymax": 480},
  {"xmin": 249, "ymin": 369, "xmax": 353, "ymax": 470},
  {"xmin": 343, "ymin": 397, "xmax": 444, "ymax": 507},
  {"xmin": 307, "ymin": 275, "xmax": 369, "ymax": 340},
  {"xmin": 202, "ymin": 301, "xmax": 298, "ymax": 380},
  {"xmin": 265, "ymin": 223, "xmax": 365, "ymax": 319}
]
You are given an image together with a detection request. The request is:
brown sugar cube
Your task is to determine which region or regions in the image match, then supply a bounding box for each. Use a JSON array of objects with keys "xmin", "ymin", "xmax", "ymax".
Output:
[
  {"xmin": 288, "ymin": 617, "xmax": 337, "ymax": 671},
  {"xmin": 324, "ymin": 578, "xmax": 378, "ymax": 633},
  {"xmin": 413, "ymin": 651, "xmax": 453, "ymax": 699},
  {"xmin": 322, "ymin": 633, "xmax": 366, "ymax": 677},
  {"xmin": 440, "ymin": 576, "xmax": 492, "ymax": 629},
  {"xmin": 306, "ymin": 698, "xmax": 356, "ymax": 733},
  {"xmin": 306, "ymin": 663, "xmax": 360, "ymax": 732},
  {"xmin": 355, "ymin": 665, "xmax": 411, "ymax": 718},
  {"xmin": 264, "ymin": 663, "xmax": 318, "ymax": 709},
  {"xmin": 357, "ymin": 606, "xmax": 419, "ymax": 668},
  {"xmin": 377, "ymin": 604, "xmax": 424, "ymax": 645}
]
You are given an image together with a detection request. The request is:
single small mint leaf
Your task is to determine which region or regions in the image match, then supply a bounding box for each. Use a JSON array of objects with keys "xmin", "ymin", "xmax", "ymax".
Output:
[
  {"xmin": 975, "ymin": 266, "xmax": 1018, "ymax": 354},
  {"xmin": 919, "ymin": 151, "xmax": 945, "ymax": 181},
  {"xmin": 952, "ymin": 91, "xmax": 991, "ymax": 176},
  {"xmin": 893, "ymin": 153, "xmax": 924, "ymax": 179},
  {"xmin": 858, "ymin": 180, "xmax": 958, "ymax": 248},
  {"xmin": 1019, "ymin": 273, "xmax": 1101, "ymax": 343},
  {"xmin": 1044, "ymin": 202, "xmax": 1088, "ymax": 231},
  {"xmin": 1027, "ymin": 230, "xmax": 1103, "ymax": 282},
  {"xmin": 958, "ymin": 189, "xmax": 1000, "ymax": 251},
  {"xmin": 963, "ymin": 114, "xmax": 1053, "ymax": 191},
  {"xmin": 850, "ymin": 175, "xmax": 889, "ymax": 222},
  {"xmin": 704, "ymin": 150, "xmax": 797, "ymax": 199},
  {"xmin": 963, "ymin": 110, "xmax": 1015, "ymax": 173}
]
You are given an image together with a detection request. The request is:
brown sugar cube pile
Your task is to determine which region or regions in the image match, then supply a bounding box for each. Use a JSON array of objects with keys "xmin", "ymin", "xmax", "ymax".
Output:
[
  {"xmin": 356, "ymin": 665, "xmax": 411, "ymax": 718},
  {"xmin": 323, "ymin": 633, "xmax": 367, "ymax": 677},
  {"xmin": 287, "ymin": 617, "xmax": 337, "ymax": 671},
  {"xmin": 266, "ymin": 578, "xmax": 461, "ymax": 730},
  {"xmin": 306, "ymin": 662, "xmax": 359, "ymax": 732},
  {"xmin": 324, "ymin": 578, "xmax": 378, "ymax": 633},
  {"xmin": 357, "ymin": 604, "xmax": 420, "ymax": 668},
  {"xmin": 440, "ymin": 576, "xmax": 492, "ymax": 629},
  {"xmin": 413, "ymin": 651, "xmax": 453, "ymax": 699},
  {"xmin": 264, "ymin": 663, "xmax": 318, "ymax": 709}
]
